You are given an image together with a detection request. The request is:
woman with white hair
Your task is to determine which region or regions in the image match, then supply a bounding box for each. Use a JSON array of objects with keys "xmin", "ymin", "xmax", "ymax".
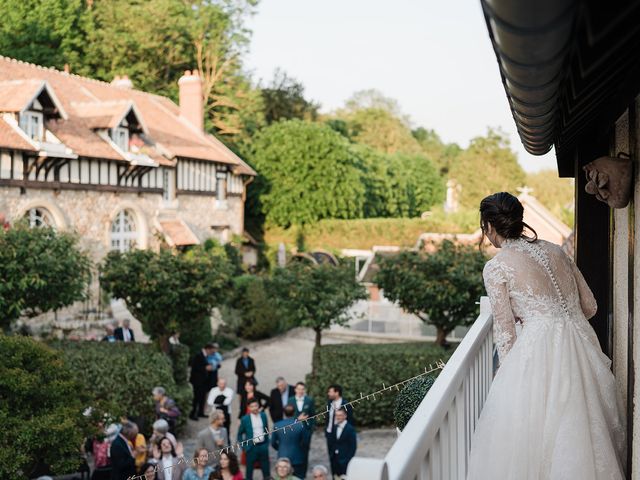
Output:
[
  {"xmin": 311, "ymin": 465, "xmax": 329, "ymax": 480},
  {"xmin": 274, "ymin": 458, "xmax": 301, "ymax": 480},
  {"xmin": 148, "ymin": 419, "xmax": 177, "ymax": 458},
  {"xmin": 152, "ymin": 386, "xmax": 181, "ymax": 432}
]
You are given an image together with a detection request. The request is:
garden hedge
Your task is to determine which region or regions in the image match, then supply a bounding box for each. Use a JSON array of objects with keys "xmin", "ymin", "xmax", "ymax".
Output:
[
  {"xmin": 306, "ymin": 342, "xmax": 453, "ymax": 428},
  {"xmin": 0, "ymin": 335, "xmax": 88, "ymax": 478},
  {"xmin": 394, "ymin": 375, "xmax": 436, "ymax": 431},
  {"xmin": 51, "ymin": 340, "xmax": 192, "ymax": 433}
]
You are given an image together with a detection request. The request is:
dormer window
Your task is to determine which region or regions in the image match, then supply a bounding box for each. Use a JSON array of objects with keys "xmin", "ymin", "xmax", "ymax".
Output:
[
  {"xmin": 111, "ymin": 126, "xmax": 129, "ymax": 152},
  {"xmin": 19, "ymin": 110, "xmax": 44, "ymax": 142}
]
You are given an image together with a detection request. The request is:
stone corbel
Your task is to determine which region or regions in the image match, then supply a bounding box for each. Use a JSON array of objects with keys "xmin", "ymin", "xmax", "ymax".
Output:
[{"xmin": 583, "ymin": 153, "xmax": 633, "ymax": 208}]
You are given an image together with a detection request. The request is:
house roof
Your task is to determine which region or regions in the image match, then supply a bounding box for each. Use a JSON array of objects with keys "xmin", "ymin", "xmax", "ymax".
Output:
[
  {"xmin": 158, "ymin": 218, "xmax": 200, "ymax": 247},
  {"xmin": 0, "ymin": 57, "xmax": 256, "ymax": 175}
]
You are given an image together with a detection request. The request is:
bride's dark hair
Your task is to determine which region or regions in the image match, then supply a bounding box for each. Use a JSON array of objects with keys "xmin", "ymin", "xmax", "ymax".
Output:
[{"xmin": 479, "ymin": 192, "xmax": 537, "ymax": 245}]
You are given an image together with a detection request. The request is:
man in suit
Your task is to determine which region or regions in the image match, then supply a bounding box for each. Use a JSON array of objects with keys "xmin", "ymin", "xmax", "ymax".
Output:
[
  {"xmin": 189, "ymin": 343, "xmax": 215, "ymax": 420},
  {"xmin": 325, "ymin": 383, "xmax": 354, "ymax": 466},
  {"xmin": 114, "ymin": 319, "xmax": 135, "ymax": 342},
  {"xmin": 110, "ymin": 421, "xmax": 137, "ymax": 480},
  {"xmin": 195, "ymin": 409, "xmax": 228, "ymax": 466},
  {"xmin": 207, "ymin": 377, "xmax": 234, "ymax": 433},
  {"xmin": 237, "ymin": 398, "xmax": 270, "ymax": 480},
  {"xmin": 235, "ymin": 347, "xmax": 256, "ymax": 394},
  {"xmin": 287, "ymin": 381, "xmax": 315, "ymax": 476},
  {"xmin": 269, "ymin": 376, "xmax": 295, "ymax": 423},
  {"xmin": 271, "ymin": 404, "xmax": 306, "ymax": 479},
  {"xmin": 328, "ymin": 408, "xmax": 357, "ymax": 478}
]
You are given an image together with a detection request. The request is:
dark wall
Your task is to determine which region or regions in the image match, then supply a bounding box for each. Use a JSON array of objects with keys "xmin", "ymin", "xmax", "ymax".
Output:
[{"xmin": 574, "ymin": 137, "xmax": 613, "ymax": 357}]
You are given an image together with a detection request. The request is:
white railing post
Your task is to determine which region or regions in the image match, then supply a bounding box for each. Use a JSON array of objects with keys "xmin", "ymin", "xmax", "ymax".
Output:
[
  {"xmin": 348, "ymin": 297, "xmax": 494, "ymax": 480},
  {"xmin": 347, "ymin": 458, "xmax": 389, "ymax": 480}
]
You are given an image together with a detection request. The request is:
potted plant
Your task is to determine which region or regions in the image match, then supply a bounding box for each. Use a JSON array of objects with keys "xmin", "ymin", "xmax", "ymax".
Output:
[{"xmin": 393, "ymin": 375, "xmax": 436, "ymax": 432}]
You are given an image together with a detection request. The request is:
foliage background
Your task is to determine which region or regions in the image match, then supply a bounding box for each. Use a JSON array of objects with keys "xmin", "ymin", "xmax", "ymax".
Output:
[
  {"xmin": 307, "ymin": 342, "xmax": 452, "ymax": 428},
  {"xmin": 0, "ymin": 335, "xmax": 88, "ymax": 478}
]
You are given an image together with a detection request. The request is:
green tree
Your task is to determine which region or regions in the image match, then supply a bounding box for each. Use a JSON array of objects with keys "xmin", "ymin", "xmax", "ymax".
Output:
[
  {"xmin": 0, "ymin": 224, "xmax": 91, "ymax": 332},
  {"xmin": 412, "ymin": 127, "xmax": 462, "ymax": 175},
  {"xmin": 261, "ymin": 69, "xmax": 320, "ymax": 125},
  {"xmin": 249, "ymin": 119, "xmax": 367, "ymax": 227},
  {"xmin": 100, "ymin": 247, "xmax": 233, "ymax": 352},
  {"xmin": 0, "ymin": 0, "xmax": 89, "ymax": 71},
  {"xmin": 229, "ymin": 274, "xmax": 284, "ymax": 339},
  {"xmin": 269, "ymin": 262, "xmax": 367, "ymax": 347},
  {"xmin": 375, "ymin": 240, "xmax": 487, "ymax": 346},
  {"xmin": 448, "ymin": 128, "xmax": 526, "ymax": 208},
  {"xmin": 387, "ymin": 153, "xmax": 446, "ymax": 217},
  {"xmin": 0, "ymin": 335, "xmax": 88, "ymax": 477}
]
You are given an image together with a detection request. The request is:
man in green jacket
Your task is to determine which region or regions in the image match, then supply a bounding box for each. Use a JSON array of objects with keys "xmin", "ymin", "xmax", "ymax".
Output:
[{"xmin": 237, "ymin": 398, "xmax": 270, "ymax": 479}]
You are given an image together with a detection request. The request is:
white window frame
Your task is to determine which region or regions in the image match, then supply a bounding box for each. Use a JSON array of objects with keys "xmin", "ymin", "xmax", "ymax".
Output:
[
  {"xmin": 19, "ymin": 111, "xmax": 44, "ymax": 142},
  {"xmin": 110, "ymin": 210, "xmax": 138, "ymax": 252},
  {"xmin": 111, "ymin": 127, "xmax": 129, "ymax": 152},
  {"xmin": 162, "ymin": 169, "xmax": 175, "ymax": 202},
  {"xmin": 216, "ymin": 170, "xmax": 227, "ymax": 208},
  {"xmin": 25, "ymin": 207, "xmax": 54, "ymax": 228}
]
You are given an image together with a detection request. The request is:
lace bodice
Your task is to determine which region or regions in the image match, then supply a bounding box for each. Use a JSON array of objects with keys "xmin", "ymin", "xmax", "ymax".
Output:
[{"xmin": 483, "ymin": 237, "xmax": 598, "ymax": 362}]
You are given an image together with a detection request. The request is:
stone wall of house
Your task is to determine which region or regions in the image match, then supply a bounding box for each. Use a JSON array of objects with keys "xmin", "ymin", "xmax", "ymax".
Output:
[{"xmin": 0, "ymin": 184, "xmax": 246, "ymax": 338}]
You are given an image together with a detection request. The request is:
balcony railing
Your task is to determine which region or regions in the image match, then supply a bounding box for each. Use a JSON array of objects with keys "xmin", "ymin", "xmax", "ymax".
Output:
[{"xmin": 347, "ymin": 296, "xmax": 494, "ymax": 480}]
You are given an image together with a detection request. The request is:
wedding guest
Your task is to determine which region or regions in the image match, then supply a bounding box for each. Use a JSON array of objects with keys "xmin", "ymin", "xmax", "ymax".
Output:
[
  {"xmin": 324, "ymin": 384, "xmax": 353, "ymax": 468},
  {"xmin": 183, "ymin": 448, "xmax": 214, "ymax": 480},
  {"xmin": 169, "ymin": 332, "xmax": 181, "ymax": 345},
  {"xmin": 237, "ymin": 399, "xmax": 270, "ymax": 480},
  {"xmin": 239, "ymin": 379, "xmax": 269, "ymax": 419},
  {"xmin": 271, "ymin": 405, "xmax": 306, "ymax": 479},
  {"xmin": 287, "ymin": 382, "xmax": 315, "ymax": 476},
  {"xmin": 101, "ymin": 323, "xmax": 117, "ymax": 343},
  {"xmin": 328, "ymin": 408, "xmax": 357, "ymax": 478},
  {"xmin": 207, "ymin": 378, "xmax": 234, "ymax": 433},
  {"xmin": 269, "ymin": 377, "xmax": 295, "ymax": 423},
  {"xmin": 273, "ymin": 458, "xmax": 301, "ymax": 480},
  {"xmin": 140, "ymin": 462, "xmax": 157, "ymax": 480},
  {"xmin": 152, "ymin": 387, "xmax": 181, "ymax": 432},
  {"xmin": 311, "ymin": 465, "xmax": 329, "ymax": 480},
  {"xmin": 234, "ymin": 348, "xmax": 256, "ymax": 394},
  {"xmin": 207, "ymin": 343, "xmax": 223, "ymax": 389},
  {"xmin": 114, "ymin": 319, "xmax": 135, "ymax": 342},
  {"xmin": 215, "ymin": 451, "xmax": 243, "ymax": 480},
  {"xmin": 148, "ymin": 419, "xmax": 177, "ymax": 456},
  {"xmin": 153, "ymin": 437, "xmax": 187, "ymax": 480},
  {"xmin": 110, "ymin": 421, "xmax": 137, "ymax": 480},
  {"xmin": 195, "ymin": 410, "xmax": 228, "ymax": 465},
  {"xmin": 190, "ymin": 343, "xmax": 215, "ymax": 420}
]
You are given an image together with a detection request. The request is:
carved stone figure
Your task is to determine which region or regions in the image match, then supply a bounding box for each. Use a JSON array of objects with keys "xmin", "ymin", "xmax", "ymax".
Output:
[{"xmin": 583, "ymin": 156, "xmax": 632, "ymax": 208}]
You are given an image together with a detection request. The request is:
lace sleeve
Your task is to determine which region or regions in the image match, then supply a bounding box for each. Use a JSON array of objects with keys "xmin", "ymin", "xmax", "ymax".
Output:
[
  {"xmin": 483, "ymin": 260, "xmax": 517, "ymax": 363},
  {"xmin": 569, "ymin": 258, "xmax": 597, "ymax": 319}
]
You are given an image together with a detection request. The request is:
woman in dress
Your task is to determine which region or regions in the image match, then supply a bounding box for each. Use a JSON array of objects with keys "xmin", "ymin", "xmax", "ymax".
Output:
[{"xmin": 467, "ymin": 192, "xmax": 625, "ymax": 479}]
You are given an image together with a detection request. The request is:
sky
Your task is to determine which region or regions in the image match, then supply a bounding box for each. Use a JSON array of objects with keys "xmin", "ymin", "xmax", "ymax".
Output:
[{"xmin": 243, "ymin": 0, "xmax": 557, "ymax": 173}]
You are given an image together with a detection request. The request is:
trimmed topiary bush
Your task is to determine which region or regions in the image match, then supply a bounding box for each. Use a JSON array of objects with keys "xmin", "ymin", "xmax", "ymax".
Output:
[
  {"xmin": 307, "ymin": 342, "xmax": 452, "ymax": 427},
  {"xmin": 393, "ymin": 375, "xmax": 436, "ymax": 431},
  {"xmin": 51, "ymin": 340, "xmax": 192, "ymax": 433},
  {"xmin": 0, "ymin": 335, "xmax": 89, "ymax": 478}
]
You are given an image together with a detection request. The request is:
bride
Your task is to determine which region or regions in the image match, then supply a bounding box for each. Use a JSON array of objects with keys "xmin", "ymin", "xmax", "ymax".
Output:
[{"xmin": 466, "ymin": 192, "xmax": 626, "ymax": 479}]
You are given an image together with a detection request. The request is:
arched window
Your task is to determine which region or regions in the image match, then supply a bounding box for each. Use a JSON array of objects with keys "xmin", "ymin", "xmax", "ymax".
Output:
[
  {"xmin": 110, "ymin": 210, "xmax": 137, "ymax": 252},
  {"xmin": 25, "ymin": 207, "xmax": 55, "ymax": 228}
]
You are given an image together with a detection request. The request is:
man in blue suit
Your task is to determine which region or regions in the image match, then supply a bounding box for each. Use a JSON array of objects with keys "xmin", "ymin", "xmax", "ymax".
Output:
[
  {"xmin": 325, "ymin": 384, "xmax": 354, "ymax": 470},
  {"xmin": 328, "ymin": 408, "xmax": 357, "ymax": 478},
  {"xmin": 237, "ymin": 398, "xmax": 270, "ymax": 479},
  {"xmin": 271, "ymin": 404, "xmax": 306, "ymax": 479},
  {"xmin": 287, "ymin": 382, "xmax": 315, "ymax": 476}
]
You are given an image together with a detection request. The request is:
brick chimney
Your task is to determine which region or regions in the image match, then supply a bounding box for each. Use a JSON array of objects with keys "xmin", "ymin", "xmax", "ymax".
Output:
[
  {"xmin": 178, "ymin": 70, "xmax": 204, "ymax": 131},
  {"xmin": 111, "ymin": 75, "xmax": 133, "ymax": 89}
]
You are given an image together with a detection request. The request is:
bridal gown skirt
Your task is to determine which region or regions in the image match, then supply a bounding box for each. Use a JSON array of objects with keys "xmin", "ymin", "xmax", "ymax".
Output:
[{"xmin": 466, "ymin": 315, "xmax": 626, "ymax": 480}]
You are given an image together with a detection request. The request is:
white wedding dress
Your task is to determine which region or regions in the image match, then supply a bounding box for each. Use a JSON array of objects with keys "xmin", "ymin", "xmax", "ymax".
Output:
[{"xmin": 467, "ymin": 237, "xmax": 626, "ymax": 480}]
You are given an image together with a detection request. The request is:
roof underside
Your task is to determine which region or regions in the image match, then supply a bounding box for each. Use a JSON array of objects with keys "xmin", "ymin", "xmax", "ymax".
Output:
[{"xmin": 483, "ymin": 0, "xmax": 640, "ymax": 176}]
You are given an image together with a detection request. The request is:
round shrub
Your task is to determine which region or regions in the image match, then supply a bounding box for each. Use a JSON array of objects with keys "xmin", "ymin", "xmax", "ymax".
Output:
[
  {"xmin": 393, "ymin": 375, "xmax": 435, "ymax": 431},
  {"xmin": 0, "ymin": 335, "xmax": 88, "ymax": 477}
]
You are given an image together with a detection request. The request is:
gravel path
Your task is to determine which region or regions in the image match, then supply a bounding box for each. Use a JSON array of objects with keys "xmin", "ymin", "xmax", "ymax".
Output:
[{"xmin": 181, "ymin": 328, "xmax": 397, "ymax": 479}]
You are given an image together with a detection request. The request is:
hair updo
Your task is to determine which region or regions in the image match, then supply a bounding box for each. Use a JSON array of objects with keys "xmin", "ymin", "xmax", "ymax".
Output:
[{"xmin": 479, "ymin": 192, "xmax": 537, "ymax": 244}]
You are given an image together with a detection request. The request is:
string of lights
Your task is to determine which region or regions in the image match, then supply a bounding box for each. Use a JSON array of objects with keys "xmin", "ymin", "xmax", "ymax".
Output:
[{"xmin": 126, "ymin": 361, "xmax": 445, "ymax": 480}]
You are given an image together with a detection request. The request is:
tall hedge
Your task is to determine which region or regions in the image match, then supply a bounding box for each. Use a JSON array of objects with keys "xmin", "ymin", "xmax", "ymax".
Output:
[
  {"xmin": 306, "ymin": 342, "xmax": 453, "ymax": 427},
  {"xmin": 51, "ymin": 341, "xmax": 192, "ymax": 433},
  {"xmin": 0, "ymin": 335, "xmax": 88, "ymax": 477}
]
